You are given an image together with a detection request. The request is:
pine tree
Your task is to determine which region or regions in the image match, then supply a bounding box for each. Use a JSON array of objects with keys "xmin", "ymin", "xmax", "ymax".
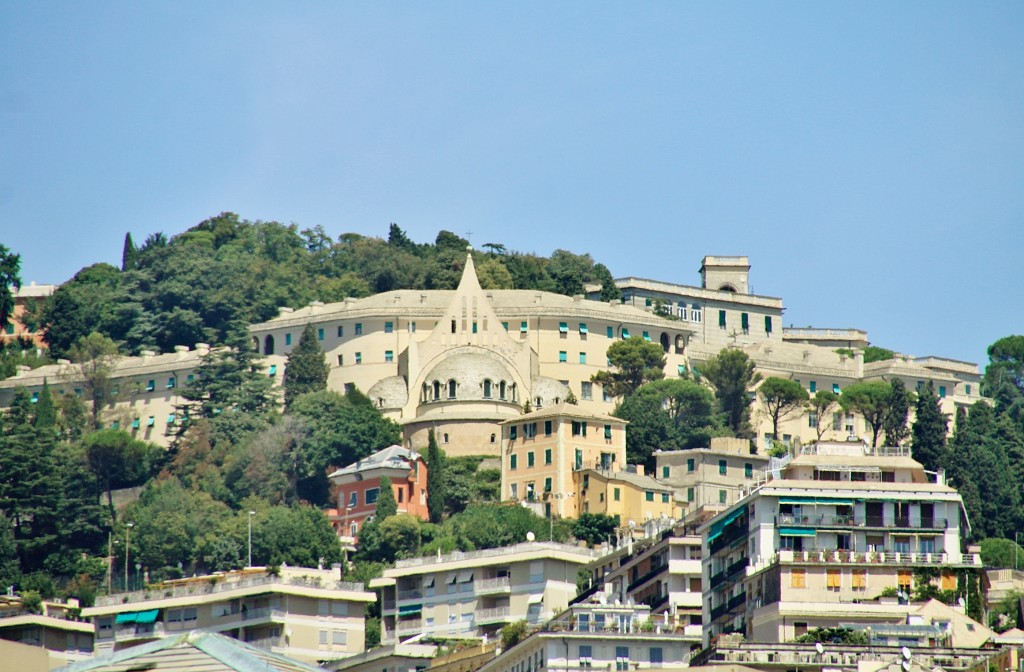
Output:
[
  {"xmin": 32, "ymin": 380, "xmax": 56, "ymax": 430},
  {"xmin": 121, "ymin": 233, "xmax": 138, "ymax": 271},
  {"xmin": 375, "ymin": 476, "xmax": 398, "ymax": 520},
  {"xmin": 180, "ymin": 323, "xmax": 275, "ymax": 423},
  {"xmin": 911, "ymin": 382, "xmax": 947, "ymax": 472},
  {"xmin": 882, "ymin": 378, "xmax": 911, "ymax": 446},
  {"xmin": 283, "ymin": 323, "xmax": 329, "ymax": 410},
  {"xmin": 426, "ymin": 429, "xmax": 445, "ymax": 524}
]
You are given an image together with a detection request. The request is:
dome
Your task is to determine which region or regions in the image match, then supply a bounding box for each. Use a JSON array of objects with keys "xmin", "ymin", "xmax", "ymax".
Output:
[{"xmin": 420, "ymin": 352, "xmax": 517, "ymax": 402}]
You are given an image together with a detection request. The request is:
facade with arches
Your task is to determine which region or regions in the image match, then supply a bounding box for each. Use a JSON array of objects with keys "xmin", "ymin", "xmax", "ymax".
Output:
[{"xmin": 249, "ymin": 254, "xmax": 694, "ymax": 457}]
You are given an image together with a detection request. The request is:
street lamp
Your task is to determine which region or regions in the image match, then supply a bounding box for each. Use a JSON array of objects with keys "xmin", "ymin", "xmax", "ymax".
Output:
[
  {"xmin": 124, "ymin": 523, "xmax": 134, "ymax": 591},
  {"xmin": 248, "ymin": 511, "xmax": 256, "ymax": 568}
]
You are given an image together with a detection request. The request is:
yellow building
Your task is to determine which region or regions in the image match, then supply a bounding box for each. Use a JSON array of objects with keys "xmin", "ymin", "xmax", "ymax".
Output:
[{"xmin": 574, "ymin": 467, "xmax": 680, "ymax": 525}]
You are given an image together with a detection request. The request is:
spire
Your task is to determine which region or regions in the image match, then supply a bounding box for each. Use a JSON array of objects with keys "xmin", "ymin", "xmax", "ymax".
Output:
[{"xmin": 457, "ymin": 250, "xmax": 482, "ymax": 293}]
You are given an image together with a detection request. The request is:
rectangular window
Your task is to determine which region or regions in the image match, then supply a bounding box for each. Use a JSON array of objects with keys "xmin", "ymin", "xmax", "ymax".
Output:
[
  {"xmin": 662, "ymin": 466, "xmax": 670, "ymax": 478},
  {"xmin": 642, "ymin": 331, "xmax": 650, "ymax": 341},
  {"xmin": 744, "ymin": 463, "xmax": 753, "ymax": 478},
  {"xmin": 337, "ymin": 325, "xmax": 344, "ymax": 337},
  {"xmin": 852, "ymin": 569, "xmax": 867, "ymax": 590},
  {"xmin": 354, "ymin": 323, "xmax": 362, "ymax": 335},
  {"xmin": 559, "ymin": 322, "xmax": 568, "ymax": 334},
  {"xmin": 510, "ymin": 454, "xmax": 517, "ymax": 470},
  {"xmin": 603, "ymin": 424, "xmax": 612, "ymax": 440},
  {"xmin": 410, "ymin": 321, "xmax": 416, "ymax": 333},
  {"xmin": 581, "ymin": 381, "xmax": 593, "ymax": 400},
  {"xmin": 365, "ymin": 488, "xmax": 379, "ymax": 505},
  {"xmin": 579, "ymin": 352, "xmax": 587, "ymax": 364},
  {"xmin": 521, "ymin": 321, "xmax": 528, "ymax": 333},
  {"xmin": 897, "ymin": 570, "xmax": 912, "ymax": 590},
  {"xmin": 791, "ymin": 569, "xmax": 806, "ymax": 588},
  {"xmin": 808, "ymin": 411, "xmax": 818, "ymax": 427},
  {"xmin": 146, "ymin": 379, "xmax": 155, "ymax": 392},
  {"xmin": 687, "ymin": 457, "xmax": 695, "ymax": 472},
  {"xmin": 385, "ymin": 350, "xmax": 394, "ymax": 363},
  {"xmin": 166, "ymin": 377, "xmax": 176, "ymax": 389},
  {"xmin": 579, "ymin": 645, "xmax": 593, "ymax": 668},
  {"xmin": 809, "ymin": 380, "xmax": 816, "ymax": 393},
  {"xmin": 687, "ymin": 487, "xmax": 694, "ymax": 502},
  {"xmin": 337, "ymin": 354, "xmax": 343, "ymax": 366},
  {"xmin": 318, "ymin": 328, "xmax": 325, "ymax": 341},
  {"xmin": 558, "ymin": 351, "xmax": 567, "ymax": 363},
  {"xmin": 718, "ymin": 310, "xmax": 727, "ymax": 328},
  {"xmin": 645, "ymin": 491, "xmax": 654, "ymax": 502},
  {"xmin": 613, "ymin": 488, "xmax": 621, "ymax": 502},
  {"xmin": 544, "ymin": 420, "xmax": 552, "ymax": 436},
  {"xmin": 833, "ymin": 383, "xmax": 841, "ymax": 394},
  {"xmin": 606, "ymin": 326, "xmax": 614, "ymax": 338},
  {"xmin": 332, "ymin": 631, "xmax": 347, "ymax": 645},
  {"xmin": 579, "ymin": 323, "xmax": 588, "ymax": 334},
  {"xmin": 510, "ymin": 426, "xmax": 518, "ymax": 440},
  {"xmin": 616, "ymin": 646, "xmax": 629, "ymax": 672},
  {"xmin": 527, "ymin": 451, "xmax": 535, "ymax": 467},
  {"xmin": 677, "ymin": 364, "xmax": 687, "ymax": 376},
  {"xmin": 621, "ymin": 328, "xmax": 630, "ymax": 339},
  {"xmin": 355, "ymin": 352, "xmax": 362, "ymax": 364},
  {"xmin": 661, "ymin": 492, "xmax": 669, "ymax": 503},
  {"xmin": 939, "ymin": 385, "xmax": 947, "ymax": 398},
  {"xmin": 765, "ymin": 315, "xmax": 773, "ymax": 334},
  {"xmin": 544, "ymin": 448, "xmax": 552, "ymax": 465},
  {"xmin": 941, "ymin": 571, "xmax": 957, "ymax": 591},
  {"xmin": 832, "ymin": 411, "xmax": 843, "ymax": 431},
  {"xmin": 649, "ymin": 647, "xmax": 663, "ymax": 664},
  {"xmin": 285, "ymin": 333, "xmax": 292, "ymax": 346},
  {"xmin": 827, "ymin": 569, "xmax": 841, "ymax": 590},
  {"xmin": 544, "ymin": 477, "xmax": 552, "ymax": 492},
  {"xmin": 741, "ymin": 313, "xmax": 749, "ymax": 333},
  {"xmin": 719, "ymin": 459, "xmax": 727, "ymax": 476},
  {"xmin": 719, "ymin": 490, "xmax": 727, "ymax": 504},
  {"xmin": 384, "ymin": 321, "xmax": 393, "ymax": 333}
]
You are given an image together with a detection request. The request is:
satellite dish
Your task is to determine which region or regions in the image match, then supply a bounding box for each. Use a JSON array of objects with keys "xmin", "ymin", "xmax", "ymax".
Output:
[
  {"xmin": 902, "ymin": 646, "xmax": 911, "ymax": 660},
  {"xmin": 815, "ymin": 642, "xmax": 824, "ymax": 654},
  {"xmin": 526, "ymin": 531, "xmax": 536, "ymax": 542},
  {"xmin": 901, "ymin": 662, "xmax": 910, "ymax": 672}
]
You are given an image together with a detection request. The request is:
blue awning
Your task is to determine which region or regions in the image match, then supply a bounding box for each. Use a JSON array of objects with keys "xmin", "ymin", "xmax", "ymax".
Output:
[
  {"xmin": 707, "ymin": 506, "xmax": 746, "ymax": 542},
  {"xmin": 135, "ymin": 609, "xmax": 159, "ymax": 624},
  {"xmin": 779, "ymin": 527, "xmax": 817, "ymax": 537},
  {"xmin": 115, "ymin": 612, "xmax": 138, "ymax": 624}
]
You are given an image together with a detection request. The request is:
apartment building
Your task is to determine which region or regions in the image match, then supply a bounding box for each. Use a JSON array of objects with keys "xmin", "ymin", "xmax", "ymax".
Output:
[
  {"xmin": 654, "ymin": 438, "xmax": 770, "ymax": 524},
  {"xmin": 81, "ymin": 566, "xmax": 375, "ymax": 665},
  {"xmin": 584, "ymin": 521, "xmax": 704, "ymax": 645},
  {"xmin": 477, "ymin": 597, "xmax": 696, "ymax": 672},
  {"xmin": 0, "ymin": 595, "xmax": 93, "ymax": 667},
  {"xmin": 328, "ymin": 445, "xmax": 429, "ymax": 543},
  {"xmin": 2, "ymin": 282, "xmax": 56, "ymax": 347},
  {"xmin": 573, "ymin": 467, "xmax": 680, "ymax": 525},
  {"xmin": 370, "ymin": 541, "xmax": 602, "ymax": 645},
  {"xmin": 699, "ymin": 441, "xmax": 979, "ymax": 646},
  {"xmin": 249, "ymin": 254, "xmax": 693, "ymax": 457}
]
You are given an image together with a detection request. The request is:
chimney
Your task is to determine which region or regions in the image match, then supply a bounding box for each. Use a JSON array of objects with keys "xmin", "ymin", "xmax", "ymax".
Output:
[
  {"xmin": 195, "ymin": 343, "xmax": 210, "ymax": 355},
  {"xmin": 174, "ymin": 345, "xmax": 190, "ymax": 354},
  {"xmin": 140, "ymin": 350, "xmax": 156, "ymax": 359}
]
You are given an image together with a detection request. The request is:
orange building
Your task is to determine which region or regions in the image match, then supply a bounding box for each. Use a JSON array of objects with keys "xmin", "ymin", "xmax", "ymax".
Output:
[
  {"xmin": 328, "ymin": 445, "xmax": 429, "ymax": 545},
  {"xmin": 3, "ymin": 283, "xmax": 55, "ymax": 347}
]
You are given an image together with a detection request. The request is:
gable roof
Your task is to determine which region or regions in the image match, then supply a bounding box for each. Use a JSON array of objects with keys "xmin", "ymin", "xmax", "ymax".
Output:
[
  {"xmin": 328, "ymin": 444, "xmax": 421, "ymax": 479},
  {"xmin": 57, "ymin": 630, "xmax": 327, "ymax": 672}
]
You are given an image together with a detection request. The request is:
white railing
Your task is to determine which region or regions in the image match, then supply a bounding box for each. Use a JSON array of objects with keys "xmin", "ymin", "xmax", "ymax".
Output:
[
  {"xmin": 475, "ymin": 606, "xmax": 512, "ymax": 623},
  {"xmin": 395, "ymin": 618, "xmax": 423, "ymax": 633},
  {"xmin": 474, "ymin": 577, "xmax": 511, "ymax": 592},
  {"xmin": 394, "ymin": 541, "xmax": 601, "ymax": 569},
  {"xmin": 96, "ymin": 574, "xmax": 365, "ymax": 607}
]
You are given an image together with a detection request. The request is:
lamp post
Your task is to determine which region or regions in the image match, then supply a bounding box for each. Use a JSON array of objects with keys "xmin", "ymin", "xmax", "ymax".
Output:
[
  {"xmin": 248, "ymin": 511, "xmax": 255, "ymax": 568},
  {"xmin": 124, "ymin": 522, "xmax": 134, "ymax": 591}
]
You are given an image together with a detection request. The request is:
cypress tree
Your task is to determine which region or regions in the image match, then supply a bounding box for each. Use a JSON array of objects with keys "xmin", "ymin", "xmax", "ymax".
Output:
[
  {"xmin": 375, "ymin": 475, "xmax": 398, "ymax": 520},
  {"xmin": 911, "ymin": 382, "xmax": 947, "ymax": 472},
  {"xmin": 121, "ymin": 233, "xmax": 138, "ymax": 271},
  {"xmin": 426, "ymin": 429, "xmax": 445, "ymax": 524},
  {"xmin": 283, "ymin": 323, "xmax": 329, "ymax": 410},
  {"xmin": 32, "ymin": 380, "xmax": 56, "ymax": 430},
  {"xmin": 882, "ymin": 378, "xmax": 911, "ymax": 446}
]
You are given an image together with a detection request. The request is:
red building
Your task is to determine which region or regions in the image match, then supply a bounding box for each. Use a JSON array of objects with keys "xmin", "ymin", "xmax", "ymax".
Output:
[{"xmin": 327, "ymin": 445, "xmax": 429, "ymax": 545}]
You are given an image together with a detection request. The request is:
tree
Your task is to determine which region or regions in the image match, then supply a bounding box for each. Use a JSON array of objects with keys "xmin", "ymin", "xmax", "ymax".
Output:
[
  {"xmin": 882, "ymin": 379, "xmax": 912, "ymax": 446},
  {"xmin": 701, "ymin": 348, "xmax": 759, "ymax": 437},
  {"xmin": 501, "ymin": 620, "xmax": 528, "ymax": 649},
  {"xmin": 911, "ymin": 382, "xmax": 947, "ymax": 472},
  {"xmin": 83, "ymin": 429, "xmax": 161, "ymax": 523},
  {"xmin": 179, "ymin": 324, "xmax": 275, "ymax": 424},
  {"xmin": 0, "ymin": 245, "xmax": 21, "ymax": 333},
  {"xmin": 806, "ymin": 390, "xmax": 839, "ymax": 442},
  {"xmin": 476, "ymin": 258, "xmax": 515, "ymax": 290},
  {"xmin": 979, "ymin": 538, "xmax": 1024, "ymax": 569},
  {"xmin": 121, "ymin": 233, "xmax": 139, "ymax": 271},
  {"xmin": 66, "ymin": 332, "xmax": 122, "ymax": 430},
  {"xmin": 862, "ymin": 346, "xmax": 895, "ymax": 363},
  {"xmin": 593, "ymin": 263, "xmax": 621, "ymax": 302},
  {"xmin": 283, "ymin": 323, "xmax": 329, "ymax": 409},
  {"xmin": 591, "ymin": 339, "xmax": 666, "ymax": 399},
  {"xmin": 376, "ymin": 476, "xmax": 398, "ymax": 520},
  {"xmin": 426, "ymin": 429, "xmax": 445, "ymax": 524},
  {"xmin": 838, "ymin": 381, "xmax": 891, "ymax": 447},
  {"xmin": 376, "ymin": 514, "xmax": 421, "ymax": 560},
  {"xmin": 759, "ymin": 378, "xmax": 809, "ymax": 440},
  {"xmin": 571, "ymin": 513, "xmax": 619, "ymax": 546}
]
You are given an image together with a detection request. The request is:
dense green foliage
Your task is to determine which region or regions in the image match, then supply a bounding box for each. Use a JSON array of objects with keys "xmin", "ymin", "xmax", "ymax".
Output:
[
  {"xmin": 838, "ymin": 381, "xmax": 892, "ymax": 447},
  {"xmin": 759, "ymin": 377, "xmax": 809, "ymax": 440},
  {"xmin": 700, "ymin": 348, "xmax": 759, "ymax": 437},
  {"xmin": 591, "ymin": 338, "xmax": 666, "ymax": 399},
  {"xmin": 882, "ymin": 378, "xmax": 912, "ymax": 446},
  {"xmin": 426, "ymin": 428, "xmax": 445, "ymax": 524},
  {"xmin": 283, "ymin": 323, "xmax": 329, "ymax": 409},
  {"xmin": 0, "ymin": 245, "xmax": 21, "ymax": 333}
]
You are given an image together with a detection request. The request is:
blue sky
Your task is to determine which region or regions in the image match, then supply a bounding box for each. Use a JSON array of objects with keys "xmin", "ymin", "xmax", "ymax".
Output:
[{"xmin": 1, "ymin": 3, "xmax": 1021, "ymax": 368}]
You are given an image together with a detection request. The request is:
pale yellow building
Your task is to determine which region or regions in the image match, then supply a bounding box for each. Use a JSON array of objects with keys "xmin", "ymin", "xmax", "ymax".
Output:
[
  {"xmin": 574, "ymin": 467, "xmax": 680, "ymax": 525},
  {"xmin": 81, "ymin": 566, "xmax": 375, "ymax": 665},
  {"xmin": 0, "ymin": 596, "xmax": 93, "ymax": 668},
  {"xmin": 500, "ymin": 404, "xmax": 627, "ymax": 518}
]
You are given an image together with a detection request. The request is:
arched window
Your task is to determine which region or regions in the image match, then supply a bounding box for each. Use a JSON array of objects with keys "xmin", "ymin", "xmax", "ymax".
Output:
[
  {"xmin": 443, "ymin": 433, "xmax": 450, "ymax": 444},
  {"xmin": 499, "ymin": 381, "xmax": 507, "ymax": 400},
  {"xmin": 536, "ymin": 396, "xmax": 543, "ymax": 407},
  {"xmin": 490, "ymin": 433, "xmax": 496, "ymax": 444},
  {"xmin": 483, "ymin": 379, "xmax": 492, "ymax": 398},
  {"xmin": 433, "ymin": 381, "xmax": 441, "ymax": 400},
  {"xmin": 263, "ymin": 335, "xmax": 275, "ymax": 355},
  {"xmin": 660, "ymin": 332, "xmax": 670, "ymax": 353},
  {"xmin": 448, "ymin": 380, "xmax": 457, "ymax": 399}
]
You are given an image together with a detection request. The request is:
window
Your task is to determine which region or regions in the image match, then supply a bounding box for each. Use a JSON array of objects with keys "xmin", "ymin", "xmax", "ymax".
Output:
[
  {"xmin": 167, "ymin": 377, "xmax": 176, "ymax": 389},
  {"xmin": 642, "ymin": 331, "xmax": 650, "ymax": 341},
  {"xmin": 521, "ymin": 321, "xmax": 528, "ymax": 333},
  {"xmin": 355, "ymin": 352, "xmax": 362, "ymax": 364},
  {"xmin": 385, "ymin": 321, "xmax": 393, "ymax": 333},
  {"xmin": 687, "ymin": 457, "xmax": 695, "ymax": 472},
  {"xmin": 939, "ymin": 385, "xmax": 947, "ymax": 398},
  {"xmin": 510, "ymin": 425, "xmax": 518, "ymax": 440},
  {"xmin": 765, "ymin": 315, "xmax": 773, "ymax": 334},
  {"xmin": 483, "ymin": 380, "xmax": 492, "ymax": 398},
  {"xmin": 385, "ymin": 350, "xmax": 393, "ymax": 363},
  {"xmin": 719, "ymin": 490, "xmax": 727, "ymax": 504},
  {"xmin": 544, "ymin": 420, "xmax": 552, "ymax": 436},
  {"xmin": 579, "ymin": 323, "xmax": 588, "ymax": 334},
  {"xmin": 146, "ymin": 379, "xmax": 155, "ymax": 392},
  {"xmin": 645, "ymin": 297, "xmax": 652, "ymax": 307},
  {"xmin": 579, "ymin": 645, "xmax": 593, "ymax": 668},
  {"xmin": 544, "ymin": 478, "xmax": 552, "ymax": 493},
  {"xmin": 808, "ymin": 411, "xmax": 819, "ymax": 427},
  {"xmin": 606, "ymin": 326, "xmax": 614, "ymax": 338},
  {"xmin": 832, "ymin": 412, "xmax": 843, "ymax": 431},
  {"xmin": 332, "ymin": 631, "xmax": 347, "ymax": 645},
  {"xmin": 661, "ymin": 492, "xmax": 669, "ymax": 503},
  {"xmin": 615, "ymin": 646, "xmax": 630, "ymax": 671},
  {"xmin": 852, "ymin": 569, "xmax": 867, "ymax": 590},
  {"xmin": 354, "ymin": 323, "xmax": 363, "ymax": 335},
  {"xmin": 581, "ymin": 382, "xmax": 593, "ymax": 400},
  {"xmin": 809, "ymin": 380, "xmax": 816, "ymax": 393},
  {"xmin": 365, "ymin": 488, "xmax": 380, "ymax": 505},
  {"xmin": 448, "ymin": 380, "xmax": 456, "ymax": 398},
  {"xmin": 965, "ymin": 384, "xmax": 971, "ymax": 396},
  {"xmin": 510, "ymin": 483, "xmax": 518, "ymax": 499},
  {"xmin": 621, "ymin": 328, "xmax": 630, "ymax": 339},
  {"xmin": 544, "ymin": 449, "xmax": 552, "ymax": 465},
  {"xmin": 941, "ymin": 571, "xmax": 957, "ymax": 591},
  {"xmin": 718, "ymin": 310, "xmax": 727, "ymax": 328},
  {"xmin": 559, "ymin": 322, "xmax": 568, "ymax": 334},
  {"xmin": 337, "ymin": 354, "xmax": 343, "ymax": 366},
  {"xmin": 337, "ymin": 325, "xmax": 344, "ymax": 337},
  {"xmin": 559, "ymin": 351, "xmax": 567, "ymax": 363},
  {"xmin": 691, "ymin": 304, "xmax": 702, "ymax": 322},
  {"xmin": 318, "ymin": 328, "xmax": 325, "ymax": 341},
  {"xmin": 741, "ymin": 313, "xmax": 749, "ymax": 334},
  {"xmin": 347, "ymin": 492, "xmax": 358, "ymax": 508},
  {"xmin": 827, "ymin": 569, "xmax": 841, "ymax": 591},
  {"xmin": 897, "ymin": 570, "xmax": 912, "ymax": 591},
  {"xmin": 579, "ymin": 351, "xmax": 587, "ymax": 364},
  {"xmin": 510, "ymin": 454, "xmax": 518, "ymax": 470},
  {"xmin": 319, "ymin": 630, "xmax": 328, "ymax": 645},
  {"xmin": 744, "ymin": 463, "xmax": 753, "ymax": 478},
  {"xmin": 687, "ymin": 487, "xmax": 694, "ymax": 502},
  {"xmin": 285, "ymin": 333, "xmax": 292, "ymax": 346},
  {"xmin": 527, "ymin": 451, "xmax": 535, "ymax": 468},
  {"xmin": 645, "ymin": 491, "xmax": 654, "ymax": 502},
  {"xmin": 410, "ymin": 321, "xmax": 416, "ymax": 333},
  {"xmin": 791, "ymin": 569, "xmax": 806, "ymax": 588},
  {"xmin": 662, "ymin": 466, "xmax": 670, "ymax": 478},
  {"xmin": 443, "ymin": 433, "xmax": 449, "ymax": 443},
  {"xmin": 649, "ymin": 647, "xmax": 663, "ymax": 665},
  {"xmin": 833, "ymin": 383, "xmax": 841, "ymax": 394},
  {"xmin": 719, "ymin": 459, "xmax": 727, "ymax": 476},
  {"xmin": 604, "ymin": 424, "xmax": 612, "ymax": 439},
  {"xmin": 677, "ymin": 364, "xmax": 687, "ymax": 376},
  {"xmin": 613, "ymin": 488, "xmax": 621, "ymax": 502}
]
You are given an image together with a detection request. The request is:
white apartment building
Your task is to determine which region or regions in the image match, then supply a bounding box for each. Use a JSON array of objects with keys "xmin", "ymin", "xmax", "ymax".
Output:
[
  {"xmin": 370, "ymin": 541, "xmax": 603, "ymax": 644},
  {"xmin": 699, "ymin": 441, "xmax": 979, "ymax": 646},
  {"xmin": 81, "ymin": 566, "xmax": 375, "ymax": 665}
]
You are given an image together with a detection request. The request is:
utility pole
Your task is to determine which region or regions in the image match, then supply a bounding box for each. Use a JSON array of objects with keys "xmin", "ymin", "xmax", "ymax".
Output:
[{"xmin": 124, "ymin": 523, "xmax": 134, "ymax": 591}]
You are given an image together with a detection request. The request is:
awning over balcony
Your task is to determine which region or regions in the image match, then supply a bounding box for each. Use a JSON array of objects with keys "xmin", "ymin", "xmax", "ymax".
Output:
[
  {"xmin": 779, "ymin": 528, "xmax": 817, "ymax": 537},
  {"xmin": 707, "ymin": 506, "xmax": 746, "ymax": 543},
  {"xmin": 779, "ymin": 497, "xmax": 854, "ymax": 505},
  {"xmin": 398, "ymin": 604, "xmax": 422, "ymax": 616},
  {"xmin": 114, "ymin": 609, "xmax": 159, "ymax": 624}
]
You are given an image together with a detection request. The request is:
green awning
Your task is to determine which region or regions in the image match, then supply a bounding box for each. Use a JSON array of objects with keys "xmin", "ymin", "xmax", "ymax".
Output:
[
  {"xmin": 131, "ymin": 419, "xmax": 140, "ymax": 429},
  {"xmin": 707, "ymin": 506, "xmax": 746, "ymax": 542},
  {"xmin": 135, "ymin": 609, "xmax": 159, "ymax": 624},
  {"xmin": 115, "ymin": 612, "xmax": 138, "ymax": 624},
  {"xmin": 268, "ymin": 365, "xmax": 277, "ymax": 376},
  {"xmin": 579, "ymin": 323, "xmax": 588, "ymax": 334},
  {"xmin": 398, "ymin": 604, "xmax": 422, "ymax": 616},
  {"xmin": 779, "ymin": 527, "xmax": 817, "ymax": 537}
]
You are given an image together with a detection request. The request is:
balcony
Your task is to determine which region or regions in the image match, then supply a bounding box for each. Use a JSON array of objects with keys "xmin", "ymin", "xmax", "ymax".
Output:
[
  {"xmin": 727, "ymin": 592, "xmax": 746, "ymax": 611},
  {"xmin": 473, "ymin": 577, "xmax": 511, "ymax": 595},
  {"xmin": 397, "ymin": 588, "xmax": 423, "ymax": 601},
  {"xmin": 774, "ymin": 550, "xmax": 981, "ymax": 567},
  {"xmin": 709, "ymin": 570, "xmax": 726, "ymax": 591},
  {"xmin": 627, "ymin": 564, "xmax": 668, "ymax": 592},
  {"xmin": 777, "ymin": 514, "xmax": 948, "ymax": 531},
  {"xmin": 475, "ymin": 606, "xmax": 512, "ymax": 624},
  {"xmin": 395, "ymin": 618, "xmax": 423, "ymax": 634},
  {"xmin": 710, "ymin": 604, "xmax": 727, "ymax": 621},
  {"xmin": 115, "ymin": 622, "xmax": 164, "ymax": 641}
]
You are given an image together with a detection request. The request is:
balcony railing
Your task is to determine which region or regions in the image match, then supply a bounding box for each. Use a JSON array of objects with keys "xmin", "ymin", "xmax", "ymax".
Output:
[
  {"xmin": 773, "ymin": 550, "xmax": 981, "ymax": 567},
  {"xmin": 397, "ymin": 588, "xmax": 423, "ymax": 601},
  {"xmin": 627, "ymin": 564, "xmax": 668, "ymax": 591},
  {"xmin": 115, "ymin": 623, "xmax": 164, "ymax": 640},
  {"xmin": 476, "ymin": 606, "xmax": 512, "ymax": 624},
  {"xmin": 777, "ymin": 514, "xmax": 948, "ymax": 530},
  {"xmin": 474, "ymin": 577, "xmax": 511, "ymax": 594},
  {"xmin": 395, "ymin": 618, "xmax": 423, "ymax": 633},
  {"xmin": 394, "ymin": 541, "xmax": 602, "ymax": 569},
  {"xmin": 727, "ymin": 592, "xmax": 746, "ymax": 611},
  {"xmin": 710, "ymin": 604, "xmax": 727, "ymax": 621}
]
